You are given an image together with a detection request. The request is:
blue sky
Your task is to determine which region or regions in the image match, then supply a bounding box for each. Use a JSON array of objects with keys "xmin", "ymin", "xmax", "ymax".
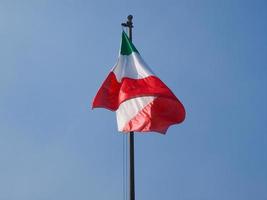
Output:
[{"xmin": 0, "ymin": 0, "xmax": 267, "ymax": 199}]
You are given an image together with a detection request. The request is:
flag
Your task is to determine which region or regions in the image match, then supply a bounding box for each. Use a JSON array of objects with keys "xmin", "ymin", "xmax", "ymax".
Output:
[{"xmin": 92, "ymin": 31, "xmax": 185, "ymax": 134}]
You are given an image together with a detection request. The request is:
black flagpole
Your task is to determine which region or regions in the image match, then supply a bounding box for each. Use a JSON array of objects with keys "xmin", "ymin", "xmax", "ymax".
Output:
[{"xmin": 122, "ymin": 15, "xmax": 135, "ymax": 200}]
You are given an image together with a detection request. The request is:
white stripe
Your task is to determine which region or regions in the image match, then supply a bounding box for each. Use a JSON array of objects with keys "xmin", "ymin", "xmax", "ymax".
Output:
[
  {"xmin": 116, "ymin": 96, "xmax": 155, "ymax": 131},
  {"xmin": 112, "ymin": 52, "xmax": 154, "ymax": 82}
]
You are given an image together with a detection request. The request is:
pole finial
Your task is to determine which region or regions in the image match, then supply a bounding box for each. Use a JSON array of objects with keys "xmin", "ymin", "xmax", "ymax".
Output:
[
  {"xmin": 121, "ymin": 15, "xmax": 133, "ymax": 28},
  {"xmin": 127, "ymin": 15, "xmax": 133, "ymax": 21}
]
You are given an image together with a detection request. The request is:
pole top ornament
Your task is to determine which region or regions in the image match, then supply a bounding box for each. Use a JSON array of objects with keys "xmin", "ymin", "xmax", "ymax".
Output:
[{"xmin": 121, "ymin": 15, "xmax": 133, "ymax": 28}]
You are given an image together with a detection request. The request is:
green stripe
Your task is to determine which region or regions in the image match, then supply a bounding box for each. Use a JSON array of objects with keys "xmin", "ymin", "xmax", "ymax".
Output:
[{"xmin": 120, "ymin": 31, "xmax": 139, "ymax": 55}]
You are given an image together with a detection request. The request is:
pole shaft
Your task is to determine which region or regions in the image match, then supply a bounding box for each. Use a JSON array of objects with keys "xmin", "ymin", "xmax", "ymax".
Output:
[
  {"xmin": 122, "ymin": 15, "xmax": 135, "ymax": 200},
  {"xmin": 126, "ymin": 15, "xmax": 135, "ymax": 200},
  {"xmin": 129, "ymin": 131, "xmax": 135, "ymax": 200}
]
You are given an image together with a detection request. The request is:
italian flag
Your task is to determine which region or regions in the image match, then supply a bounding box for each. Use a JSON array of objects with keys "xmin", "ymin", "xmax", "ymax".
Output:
[{"xmin": 92, "ymin": 31, "xmax": 185, "ymax": 134}]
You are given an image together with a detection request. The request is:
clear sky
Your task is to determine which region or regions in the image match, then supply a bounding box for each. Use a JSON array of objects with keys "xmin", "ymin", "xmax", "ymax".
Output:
[{"xmin": 0, "ymin": 0, "xmax": 267, "ymax": 199}]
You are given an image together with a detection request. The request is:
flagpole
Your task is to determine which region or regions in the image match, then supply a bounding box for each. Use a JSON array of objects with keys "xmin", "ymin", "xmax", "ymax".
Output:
[{"xmin": 122, "ymin": 15, "xmax": 135, "ymax": 200}]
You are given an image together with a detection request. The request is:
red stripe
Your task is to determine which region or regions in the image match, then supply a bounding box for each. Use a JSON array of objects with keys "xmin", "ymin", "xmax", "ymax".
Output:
[
  {"xmin": 92, "ymin": 72, "xmax": 179, "ymax": 111},
  {"xmin": 92, "ymin": 72, "xmax": 121, "ymax": 111},
  {"xmin": 122, "ymin": 97, "xmax": 185, "ymax": 134}
]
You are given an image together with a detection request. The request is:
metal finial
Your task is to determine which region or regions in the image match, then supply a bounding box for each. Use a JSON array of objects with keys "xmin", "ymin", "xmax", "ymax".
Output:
[
  {"xmin": 121, "ymin": 15, "xmax": 133, "ymax": 28},
  {"xmin": 127, "ymin": 15, "xmax": 133, "ymax": 21}
]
